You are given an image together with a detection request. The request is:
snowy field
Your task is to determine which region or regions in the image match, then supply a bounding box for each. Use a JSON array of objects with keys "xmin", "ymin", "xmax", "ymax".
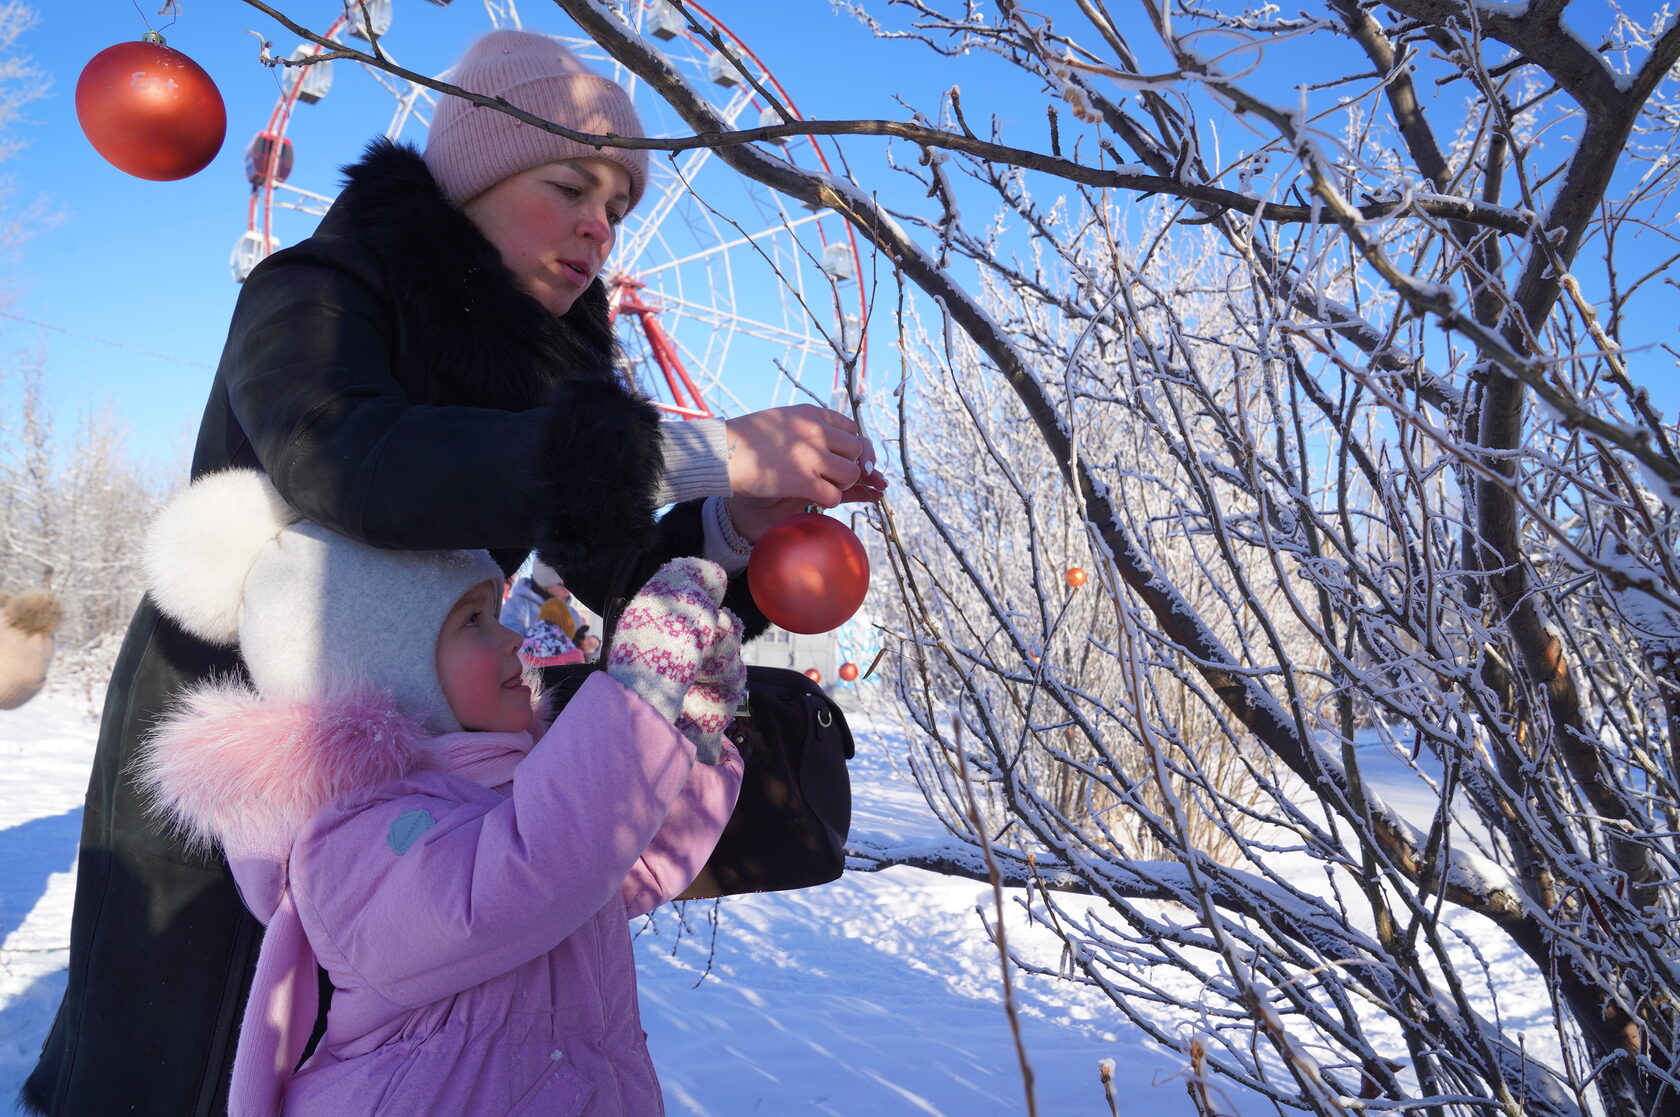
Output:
[
  {"xmin": 1, "ymin": 684, "xmax": 1561, "ymax": 1115},
  {"xmin": 0, "ymin": 685, "xmax": 1186, "ymax": 1116}
]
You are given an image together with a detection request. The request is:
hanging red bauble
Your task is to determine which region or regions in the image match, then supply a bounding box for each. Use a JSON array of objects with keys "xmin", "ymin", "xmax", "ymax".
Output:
[
  {"xmin": 76, "ymin": 33, "xmax": 226, "ymax": 181},
  {"xmin": 804, "ymin": 668, "xmax": 822, "ymax": 684},
  {"xmin": 748, "ymin": 512, "xmax": 870, "ymax": 635},
  {"xmin": 838, "ymin": 661, "xmax": 860, "ymax": 682},
  {"xmin": 1065, "ymin": 566, "xmax": 1088, "ymax": 588}
]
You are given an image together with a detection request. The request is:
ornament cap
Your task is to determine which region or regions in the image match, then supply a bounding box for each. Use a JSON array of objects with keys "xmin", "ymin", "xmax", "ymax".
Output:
[{"xmin": 141, "ymin": 30, "xmax": 166, "ymax": 46}]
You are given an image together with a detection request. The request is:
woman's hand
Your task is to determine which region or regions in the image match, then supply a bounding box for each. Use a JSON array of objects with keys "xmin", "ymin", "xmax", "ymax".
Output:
[{"xmin": 724, "ymin": 405, "xmax": 887, "ymax": 511}]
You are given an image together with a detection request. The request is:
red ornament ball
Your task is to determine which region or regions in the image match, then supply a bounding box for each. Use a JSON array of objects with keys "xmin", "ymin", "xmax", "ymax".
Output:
[
  {"xmin": 804, "ymin": 668, "xmax": 822, "ymax": 684},
  {"xmin": 77, "ymin": 35, "xmax": 226, "ymax": 181},
  {"xmin": 838, "ymin": 661, "xmax": 860, "ymax": 682},
  {"xmin": 1065, "ymin": 566, "xmax": 1088, "ymax": 588},
  {"xmin": 747, "ymin": 512, "xmax": 870, "ymax": 635}
]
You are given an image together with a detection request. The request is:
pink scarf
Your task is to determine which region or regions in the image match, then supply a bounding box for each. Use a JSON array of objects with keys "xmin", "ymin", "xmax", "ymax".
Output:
[{"xmin": 416, "ymin": 728, "xmax": 535, "ymax": 793}]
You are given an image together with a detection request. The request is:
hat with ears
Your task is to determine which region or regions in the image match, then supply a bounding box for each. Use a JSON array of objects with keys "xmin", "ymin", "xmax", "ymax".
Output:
[
  {"xmin": 423, "ymin": 29, "xmax": 648, "ymax": 210},
  {"xmin": 143, "ymin": 470, "xmax": 503, "ymax": 734}
]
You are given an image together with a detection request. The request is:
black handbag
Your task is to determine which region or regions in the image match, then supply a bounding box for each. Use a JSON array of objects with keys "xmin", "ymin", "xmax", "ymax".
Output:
[{"xmin": 538, "ymin": 622, "xmax": 854, "ymax": 899}]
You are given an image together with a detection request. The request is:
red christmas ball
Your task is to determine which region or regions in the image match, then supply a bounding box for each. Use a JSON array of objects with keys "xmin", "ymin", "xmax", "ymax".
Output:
[
  {"xmin": 747, "ymin": 512, "xmax": 870, "ymax": 635},
  {"xmin": 838, "ymin": 661, "xmax": 860, "ymax": 682},
  {"xmin": 804, "ymin": 668, "xmax": 822, "ymax": 684},
  {"xmin": 76, "ymin": 35, "xmax": 226, "ymax": 181},
  {"xmin": 1065, "ymin": 566, "xmax": 1088, "ymax": 588}
]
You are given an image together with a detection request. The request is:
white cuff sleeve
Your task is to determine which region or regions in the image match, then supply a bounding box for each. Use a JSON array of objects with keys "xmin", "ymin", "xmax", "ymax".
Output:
[
  {"xmin": 651, "ymin": 419, "xmax": 731, "ymax": 507},
  {"xmin": 701, "ymin": 495, "xmax": 752, "ymax": 576}
]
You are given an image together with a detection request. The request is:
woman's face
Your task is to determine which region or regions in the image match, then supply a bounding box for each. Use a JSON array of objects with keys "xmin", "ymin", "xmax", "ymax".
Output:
[{"xmin": 462, "ymin": 157, "xmax": 633, "ymax": 316}]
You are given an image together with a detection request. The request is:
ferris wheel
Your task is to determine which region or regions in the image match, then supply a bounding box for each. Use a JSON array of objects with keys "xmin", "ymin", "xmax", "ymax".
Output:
[{"xmin": 231, "ymin": 0, "xmax": 868, "ymax": 419}]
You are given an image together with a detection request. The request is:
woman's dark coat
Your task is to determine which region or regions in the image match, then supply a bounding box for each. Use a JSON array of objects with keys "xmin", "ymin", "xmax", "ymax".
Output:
[{"xmin": 22, "ymin": 140, "xmax": 765, "ymax": 1117}]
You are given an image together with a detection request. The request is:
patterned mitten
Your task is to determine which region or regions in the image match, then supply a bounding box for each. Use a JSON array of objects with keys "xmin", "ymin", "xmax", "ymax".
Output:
[
  {"xmin": 676, "ymin": 607, "xmax": 746, "ymax": 765},
  {"xmin": 607, "ymin": 558, "xmax": 729, "ymax": 726}
]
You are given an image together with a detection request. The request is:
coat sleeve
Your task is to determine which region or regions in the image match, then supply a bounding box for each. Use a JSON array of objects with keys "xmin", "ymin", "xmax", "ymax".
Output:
[
  {"xmin": 219, "ymin": 241, "xmax": 558, "ymax": 552},
  {"xmin": 287, "ymin": 674, "xmax": 723, "ymax": 1010},
  {"xmin": 620, "ymin": 739, "xmax": 742, "ymax": 918}
]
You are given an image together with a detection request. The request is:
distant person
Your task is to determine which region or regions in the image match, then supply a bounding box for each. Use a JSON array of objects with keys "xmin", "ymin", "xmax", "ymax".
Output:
[
  {"xmin": 0, "ymin": 589, "xmax": 62, "ymax": 710},
  {"xmin": 502, "ymin": 559, "xmax": 580, "ymax": 638},
  {"xmin": 24, "ymin": 27, "xmax": 882, "ymax": 1116},
  {"xmin": 136, "ymin": 470, "xmax": 743, "ymax": 1116},
  {"xmin": 518, "ymin": 593, "xmax": 587, "ymax": 667}
]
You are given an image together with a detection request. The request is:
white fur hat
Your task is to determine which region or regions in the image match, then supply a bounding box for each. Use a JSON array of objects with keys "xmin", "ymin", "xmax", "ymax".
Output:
[{"xmin": 144, "ymin": 470, "xmax": 503, "ymax": 733}]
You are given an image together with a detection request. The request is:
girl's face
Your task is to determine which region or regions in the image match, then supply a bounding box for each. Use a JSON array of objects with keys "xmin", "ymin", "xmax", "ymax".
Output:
[
  {"xmin": 462, "ymin": 157, "xmax": 633, "ymax": 316},
  {"xmin": 436, "ymin": 580, "xmax": 533, "ymax": 733}
]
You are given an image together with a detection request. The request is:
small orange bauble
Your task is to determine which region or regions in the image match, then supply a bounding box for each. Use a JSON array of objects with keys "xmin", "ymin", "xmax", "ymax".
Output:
[
  {"xmin": 804, "ymin": 668, "xmax": 822, "ymax": 684},
  {"xmin": 838, "ymin": 661, "xmax": 860, "ymax": 682},
  {"xmin": 1065, "ymin": 567, "xmax": 1088, "ymax": 588}
]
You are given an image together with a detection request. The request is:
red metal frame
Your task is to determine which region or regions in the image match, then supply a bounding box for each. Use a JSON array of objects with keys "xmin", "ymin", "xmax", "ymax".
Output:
[
  {"xmin": 608, "ymin": 277, "xmax": 714, "ymax": 419},
  {"xmin": 243, "ymin": 16, "xmax": 346, "ymax": 254}
]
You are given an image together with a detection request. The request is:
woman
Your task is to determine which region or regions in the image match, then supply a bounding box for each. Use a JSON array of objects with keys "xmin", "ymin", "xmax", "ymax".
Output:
[{"xmin": 24, "ymin": 29, "xmax": 881, "ymax": 1117}]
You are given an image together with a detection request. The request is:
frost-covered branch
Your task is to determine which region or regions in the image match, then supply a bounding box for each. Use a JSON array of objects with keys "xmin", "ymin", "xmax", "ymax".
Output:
[{"xmin": 238, "ymin": 0, "xmax": 1680, "ymax": 1110}]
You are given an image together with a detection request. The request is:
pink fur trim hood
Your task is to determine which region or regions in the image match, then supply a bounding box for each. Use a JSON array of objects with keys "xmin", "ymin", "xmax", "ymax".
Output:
[{"xmin": 137, "ymin": 680, "xmax": 429, "ymax": 879}]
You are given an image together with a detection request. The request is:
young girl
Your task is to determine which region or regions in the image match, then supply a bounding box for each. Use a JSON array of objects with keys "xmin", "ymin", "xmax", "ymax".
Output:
[{"xmin": 136, "ymin": 469, "xmax": 746, "ymax": 1116}]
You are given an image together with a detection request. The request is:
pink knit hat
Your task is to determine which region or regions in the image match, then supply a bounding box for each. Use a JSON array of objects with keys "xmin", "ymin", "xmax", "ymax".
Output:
[{"xmin": 424, "ymin": 30, "xmax": 648, "ymax": 209}]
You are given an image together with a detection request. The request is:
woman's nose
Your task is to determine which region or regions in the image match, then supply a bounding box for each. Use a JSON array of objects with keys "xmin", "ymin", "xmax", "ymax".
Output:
[{"xmin": 577, "ymin": 204, "xmax": 613, "ymax": 243}]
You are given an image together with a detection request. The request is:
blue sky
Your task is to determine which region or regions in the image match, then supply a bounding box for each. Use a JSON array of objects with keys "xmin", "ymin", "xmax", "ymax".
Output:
[
  {"xmin": 3, "ymin": 1, "xmax": 1675, "ymax": 472},
  {"xmin": 2, "ymin": 0, "xmax": 919, "ymax": 469}
]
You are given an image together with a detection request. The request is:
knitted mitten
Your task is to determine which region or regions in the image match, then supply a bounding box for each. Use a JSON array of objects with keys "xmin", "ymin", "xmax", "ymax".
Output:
[
  {"xmin": 676, "ymin": 606, "xmax": 746, "ymax": 765},
  {"xmin": 607, "ymin": 558, "xmax": 729, "ymax": 726}
]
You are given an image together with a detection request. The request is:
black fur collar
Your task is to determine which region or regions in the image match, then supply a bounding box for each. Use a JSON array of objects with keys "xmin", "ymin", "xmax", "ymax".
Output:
[
  {"xmin": 325, "ymin": 139, "xmax": 665, "ymax": 566},
  {"xmin": 327, "ymin": 138, "xmax": 619, "ymax": 410}
]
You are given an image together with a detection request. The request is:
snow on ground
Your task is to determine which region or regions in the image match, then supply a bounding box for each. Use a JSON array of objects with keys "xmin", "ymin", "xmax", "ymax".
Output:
[
  {"xmin": 0, "ymin": 685, "xmax": 1568, "ymax": 1114},
  {"xmin": 0, "ymin": 690, "xmax": 89, "ymax": 1116},
  {"xmin": 0, "ymin": 688, "xmax": 1194, "ymax": 1116}
]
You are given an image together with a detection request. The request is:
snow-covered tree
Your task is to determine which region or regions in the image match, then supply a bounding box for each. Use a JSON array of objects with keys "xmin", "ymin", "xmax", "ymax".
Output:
[
  {"xmin": 0, "ymin": 357, "xmax": 55, "ymax": 588},
  {"xmin": 0, "ymin": 359, "xmax": 170, "ymax": 657},
  {"xmin": 0, "ymin": 3, "xmax": 163, "ymax": 669},
  {"xmin": 239, "ymin": 1, "xmax": 1680, "ymax": 1110},
  {"xmin": 0, "ymin": 0, "xmax": 48, "ymax": 276},
  {"xmin": 0, "ymin": 0, "xmax": 53, "ymax": 578}
]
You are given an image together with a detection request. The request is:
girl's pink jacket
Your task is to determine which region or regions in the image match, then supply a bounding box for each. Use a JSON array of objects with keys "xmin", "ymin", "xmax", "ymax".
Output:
[{"xmin": 139, "ymin": 672, "xmax": 742, "ymax": 1117}]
